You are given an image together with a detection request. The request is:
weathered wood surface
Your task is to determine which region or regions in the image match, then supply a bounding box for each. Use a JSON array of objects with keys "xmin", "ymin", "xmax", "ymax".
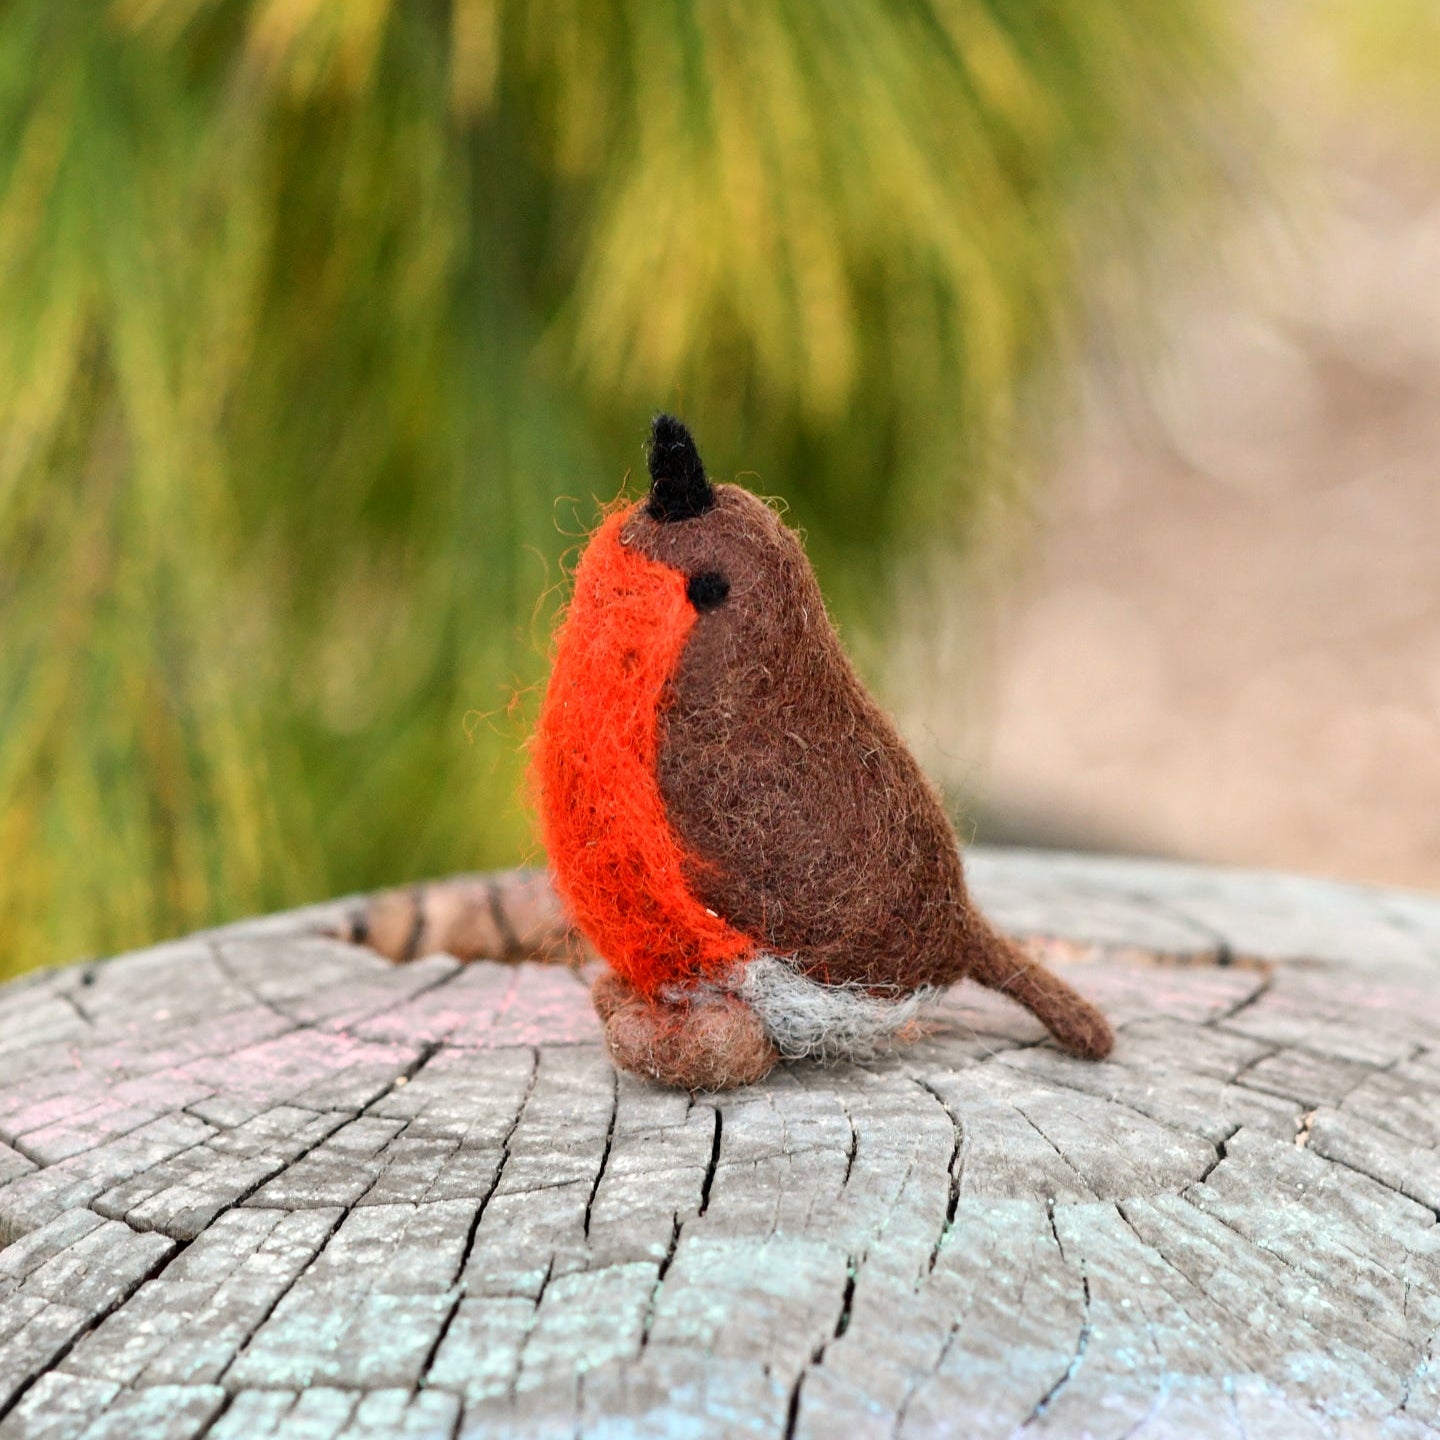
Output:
[{"xmin": 2, "ymin": 849, "xmax": 1439, "ymax": 1439}]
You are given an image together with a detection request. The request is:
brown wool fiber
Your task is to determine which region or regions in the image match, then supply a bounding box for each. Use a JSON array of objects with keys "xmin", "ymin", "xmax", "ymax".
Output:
[
  {"xmin": 533, "ymin": 416, "xmax": 1114, "ymax": 1088},
  {"xmin": 625, "ymin": 484, "xmax": 1114, "ymax": 1059},
  {"xmin": 593, "ymin": 971, "xmax": 778, "ymax": 1090},
  {"xmin": 627, "ymin": 487, "xmax": 968, "ymax": 993}
]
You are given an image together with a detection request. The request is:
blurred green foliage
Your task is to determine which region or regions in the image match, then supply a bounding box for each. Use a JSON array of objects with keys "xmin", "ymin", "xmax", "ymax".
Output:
[
  {"xmin": 1309, "ymin": 0, "xmax": 1440, "ymax": 135},
  {"xmin": 0, "ymin": 0, "xmax": 1233, "ymax": 976}
]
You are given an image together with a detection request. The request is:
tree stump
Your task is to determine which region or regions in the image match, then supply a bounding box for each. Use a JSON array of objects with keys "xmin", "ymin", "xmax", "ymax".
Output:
[{"xmin": 1, "ymin": 850, "xmax": 1438, "ymax": 1439}]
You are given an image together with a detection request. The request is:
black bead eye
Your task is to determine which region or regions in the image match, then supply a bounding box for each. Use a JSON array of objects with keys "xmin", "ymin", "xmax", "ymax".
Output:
[{"xmin": 686, "ymin": 570, "xmax": 729, "ymax": 612}]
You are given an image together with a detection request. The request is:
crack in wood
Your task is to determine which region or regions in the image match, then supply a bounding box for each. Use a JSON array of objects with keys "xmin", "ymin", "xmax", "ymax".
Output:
[
  {"xmin": 638, "ymin": 1214, "xmax": 682, "ymax": 1351},
  {"xmin": 783, "ymin": 1370, "xmax": 805, "ymax": 1440},
  {"xmin": 1022, "ymin": 1208, "xmax": 1091, "ymax": 1429},
  {"xmin": 890, "ymin": 1256, "xmax": 992, "ymax": 1439},
  {"xmin": 1227, "ymin": 1044, "xmax": 1287, "ymax": 1090},
  {"xmin": 4, "ymin": 1130, "xmax": 44, "ymax": 1168},
  {"xmin": 416, "ymin": 1291, "xmax": 464, "ymax": 1393},
  {"xmin": 507, "ymin": 1254, "xmax": 558, "ymax": 1402},
  {"xmin": 1208, "ymin": 970, "xmax": 1275, "ymax": 1026},
  {"xmin": 206, "ymin": 941, "xmax": 307, "ymax": 1029},
  {"xmin": 834, "ymin": 1258, "xmax": 857, "ymax": 1341},
  {"xmin": 1176, "ymin": 1192, "xmax": 1305, "ymax": 1281},
  {"xmin": 841, "ymin": 1104, "xmax": 858, "ymax": 1191},
  {"xmin": 803, "ymin": 1251, "xmax": 861, "ymax": 1400},
  {"xmin": 1013, "ymin": 1104, "xmax": 1091, "ymax": 1195},
  {"xmin": 339, "ymin": 955, "xmax": 475, "ymax": 1031},
  {"xmin": 473, "ymin": 1047, "xmax": 540, "ymax": 1240},
  {"xmin": 55, "ymin": 990, "xmax": 94, "ymax": 1029},
  {"xmin": 1113, "ymin": 888, "xmax": 1243, "ymax": 967},
  {"xmin": 1196, "ymin": 1125, "xmax": 1239, "ymax": 1184},
  {"xmin": 1299, "ymin": 1137, "xmax": 1440, "ymax": 1229},
  {"xmin": 698, "ymin": 1105, "xmax": 722, "ymax": 1217},
  {"xmin": 914, "ymin": 1079, "xmax": 962, "ymax": 1275},
  {"xmin": 583, "ymin": 1069, "xmax": 618, "ymax": 1241},
  {"xmin": 192, "ymin": 1388, "xmax": 235, "ymax": 1440}
]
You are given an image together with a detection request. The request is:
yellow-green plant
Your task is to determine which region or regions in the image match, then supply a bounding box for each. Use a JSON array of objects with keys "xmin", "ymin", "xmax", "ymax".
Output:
[{"xmin": 0, "ymin": 0, "xmax": 1232, "ymax": 976}]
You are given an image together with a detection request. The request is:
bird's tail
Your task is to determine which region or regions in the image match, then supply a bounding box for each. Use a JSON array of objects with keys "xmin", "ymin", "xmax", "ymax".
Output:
[
  {"xmin": 334, "ymin": 869, "xmax": 582, "ymax": 965},
  {"xmin": 966, "ymin": 924, "xmax": 1114, "ymax": 1060}
]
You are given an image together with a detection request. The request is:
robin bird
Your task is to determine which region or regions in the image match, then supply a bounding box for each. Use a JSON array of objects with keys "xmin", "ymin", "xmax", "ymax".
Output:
[{"xmin": 531, "ymin": 414, "xmax": 1114, "ymax": 1090}]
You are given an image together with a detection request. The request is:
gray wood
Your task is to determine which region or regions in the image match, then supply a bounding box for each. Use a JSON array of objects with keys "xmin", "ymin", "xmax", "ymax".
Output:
[{"xmin": 1, "ymin": 850, "xmax": 1439, "ymax": 1438}]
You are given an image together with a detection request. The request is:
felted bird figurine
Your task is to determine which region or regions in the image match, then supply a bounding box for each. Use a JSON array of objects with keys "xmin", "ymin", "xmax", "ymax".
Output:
[{"xmin": 532, "ymin": 414, "xmax": 1114, "ymax": 1090}]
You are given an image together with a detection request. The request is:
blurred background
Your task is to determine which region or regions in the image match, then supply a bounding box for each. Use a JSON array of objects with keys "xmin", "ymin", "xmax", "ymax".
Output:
[{"xmin": 0, "ymin": 1, "xmax": 1435, "ymax": 981}]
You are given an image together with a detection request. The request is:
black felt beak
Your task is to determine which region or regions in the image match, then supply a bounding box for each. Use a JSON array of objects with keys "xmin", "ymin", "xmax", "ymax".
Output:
[{"xmin": 646, "ymin": 414, "xmax": 715, "ymax": 522}]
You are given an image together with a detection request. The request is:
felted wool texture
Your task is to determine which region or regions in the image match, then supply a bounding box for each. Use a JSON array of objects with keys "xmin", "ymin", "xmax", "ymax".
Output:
[
  {"xmin": 967, "ymin": 929, "xmax": 1115, "ymax": 1060},
  {"xmin": 734, "ymin": 955, "xmax": 937, "ymax": 1063},
  {"xmin": 623, "ymin": 485, "xmax": 975, "ymax": 992},
  {"xmin": 532, "ymin": 507, "xmax": 756, "ymax": 997},
  {"xmin": 623, "ymin": 483, "xmax": 1115, "ymax": 1061},
  {"xmin": 594, "ymin": 970, "xmax": 777, "ymax": 1091}
]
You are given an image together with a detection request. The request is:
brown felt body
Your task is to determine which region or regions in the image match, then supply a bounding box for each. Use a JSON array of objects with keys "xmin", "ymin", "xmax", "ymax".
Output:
[
  {"xmin": 625, "ymin": 484, "xmax": 1113, "ymax": 1062},
  {"xmin": 626, "ymin": 486, "xmax": 988, "ymax": 994}
]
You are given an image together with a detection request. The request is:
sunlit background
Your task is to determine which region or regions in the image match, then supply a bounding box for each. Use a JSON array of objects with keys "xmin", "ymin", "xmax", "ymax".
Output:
[
  {"xmin": 0, "ymin": 1, "xmax": 1434, "ymax": 981},
  {"xmin": 895, "ymin": 2, "xmax": 1440, "ymax": 892}
]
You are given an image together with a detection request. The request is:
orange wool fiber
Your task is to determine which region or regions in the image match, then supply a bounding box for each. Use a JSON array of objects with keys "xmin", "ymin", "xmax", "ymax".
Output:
[{"xmin": 532, "ymin": 506, "xmax": 755, "ymax": 995}]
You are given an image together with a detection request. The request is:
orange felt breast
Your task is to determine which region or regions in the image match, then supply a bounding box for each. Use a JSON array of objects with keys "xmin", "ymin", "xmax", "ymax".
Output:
[{"xmin": 532, "ymin": 506, "xmax": 754, "ymax": 994}]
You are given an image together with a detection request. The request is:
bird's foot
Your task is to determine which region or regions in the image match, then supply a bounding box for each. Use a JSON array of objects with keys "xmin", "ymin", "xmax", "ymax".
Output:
[{"xmin": 591, "ymin": 972, "xmax": 777, "ymax": 1091}]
